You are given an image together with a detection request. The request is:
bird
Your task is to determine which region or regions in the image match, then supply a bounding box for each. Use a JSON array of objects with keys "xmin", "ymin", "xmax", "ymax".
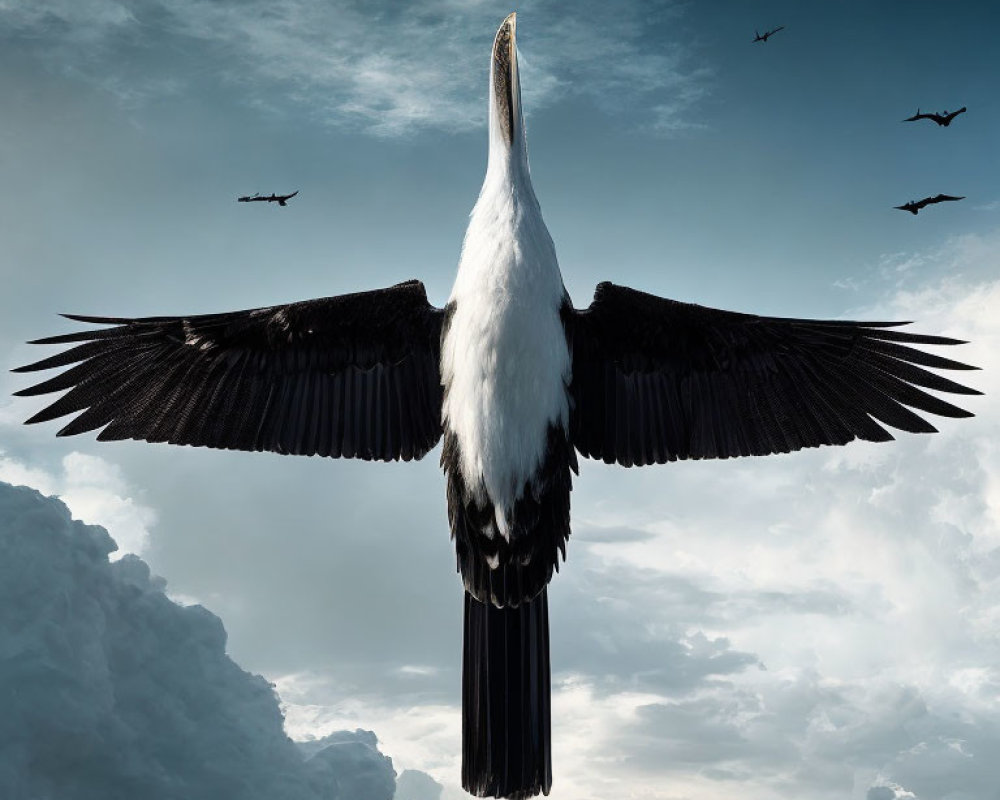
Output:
[
  {"xmin": 753, "ymin": 25, "xmax": 784, "ymax": 43},
  {"xmin": 902, "ymin": 107, "xmax": 967, "ymax": 126},
  {"xmin": 14, "ymin": 12, "xmax": 981, "ymax": 800},
  {"xmin": 237, "ymin": 190, "xmax": 299, "ymax": 206},
  {"xmin": 894, "ymin": 194, "xmax": 965, "ymax": 215}
]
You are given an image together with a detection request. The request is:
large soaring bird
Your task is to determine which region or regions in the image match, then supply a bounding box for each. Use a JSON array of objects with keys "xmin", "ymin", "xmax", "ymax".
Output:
[{"xmin": 15, "ymin": 13, "xmax": 980, "ymax": 800}]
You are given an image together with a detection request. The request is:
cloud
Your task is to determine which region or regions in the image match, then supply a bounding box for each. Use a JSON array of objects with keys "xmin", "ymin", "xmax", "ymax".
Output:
[
  {"xmin": 0, "ymin": 0, "xmax": 709, "ymax": 136},
  {"xmin": 297, "ymin": 731, "xmax": 395, "ymax": 800},
  {"xmin": 0, "ymin": 449, "xmax": 155, "ymax": 558},
  {"xmin": 394, "ymin": 768, "xmax": 444, "ymax": 800},
  {"xmin": 278, "ymin": 670, "xmax": 463, "ymax": 793},
  {"xmin": 0, "ymin": 479, "xmax": 399, "ymax": 799},
  {"xmin": 867, "ymin": 786, "xmax": 917, "ymax": 800}
]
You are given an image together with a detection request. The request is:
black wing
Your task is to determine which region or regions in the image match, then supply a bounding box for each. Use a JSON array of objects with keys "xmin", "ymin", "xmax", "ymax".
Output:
[
  {"xmin": 566, "ymin": 282, "xmax": 979, "ymax": 467},
  {"xmin": 15, "ymin": 280, "xmax": 444, "ymax": 462},
  {"xmin": 927, "ymin": 194, "xmax": 964, "ymax": 205}
]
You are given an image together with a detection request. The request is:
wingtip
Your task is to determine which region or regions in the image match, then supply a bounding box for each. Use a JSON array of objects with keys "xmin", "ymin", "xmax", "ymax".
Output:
[{"xmin": 60, "ymin": 313, "xmax": 129, "ymax": 324}]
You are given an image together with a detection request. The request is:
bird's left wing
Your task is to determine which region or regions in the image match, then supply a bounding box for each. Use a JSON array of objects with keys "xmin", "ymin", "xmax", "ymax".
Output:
[
  {"xmin": 565, "ymin": 282, "xmax": 979, "ymax": 466},
  {"xmin": 15, "ymin": 280, "xmax": 444, "ymax": 462}
]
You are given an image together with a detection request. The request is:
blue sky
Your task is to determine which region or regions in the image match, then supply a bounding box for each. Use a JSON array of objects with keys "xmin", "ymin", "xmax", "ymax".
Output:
[{"xmin": 2, "ymin": 2, "xmax": 1000, "ymax": 798}]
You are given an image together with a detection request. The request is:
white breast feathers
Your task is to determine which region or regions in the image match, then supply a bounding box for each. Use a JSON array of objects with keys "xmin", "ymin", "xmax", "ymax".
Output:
[{"xmin": 442, "ymin": 175, "xmax": 570, "ymax": 536}]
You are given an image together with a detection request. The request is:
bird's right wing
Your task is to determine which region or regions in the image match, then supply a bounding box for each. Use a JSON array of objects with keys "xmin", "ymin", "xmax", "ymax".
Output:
[
  {"xmin": 16, "ymin": 280, "xmax": 444, "ymax": 462},
  {"xmin": 565, "ymin": 282, "xmax": 979, "ymax": 466}
]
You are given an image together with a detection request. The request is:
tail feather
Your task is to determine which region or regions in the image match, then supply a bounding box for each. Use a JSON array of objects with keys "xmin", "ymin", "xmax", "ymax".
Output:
[{"xmin": 462, "ymin": 590, "xmax": 551, "ymax": 798}]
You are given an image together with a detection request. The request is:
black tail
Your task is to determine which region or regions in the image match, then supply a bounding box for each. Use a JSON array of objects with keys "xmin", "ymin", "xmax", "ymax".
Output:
[{"xmin": 462, "ymin": 589, "xmax": 552, "ymax": 799}]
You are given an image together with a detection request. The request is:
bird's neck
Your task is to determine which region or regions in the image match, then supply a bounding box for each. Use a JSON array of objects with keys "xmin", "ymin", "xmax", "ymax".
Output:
[
  {"xmin": 452, "ymin": 162, "xmax": 560, "ymax": 304},
  {"xmin": 483, "ymin": 136, "xmax": 535, "ymax": 206}
]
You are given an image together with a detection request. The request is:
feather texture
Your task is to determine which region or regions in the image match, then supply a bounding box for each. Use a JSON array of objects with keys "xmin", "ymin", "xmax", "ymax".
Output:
[
  {"xmin": 16, "ymin": 280, "xmax": 445, "ymax": 462},
  {"xmin": 566, "ymin": 282, "xmax": 980, "ymax": 465},
  {"xmin": 441, "ymin": 133, "xmax": 570, "ymax": 523}
]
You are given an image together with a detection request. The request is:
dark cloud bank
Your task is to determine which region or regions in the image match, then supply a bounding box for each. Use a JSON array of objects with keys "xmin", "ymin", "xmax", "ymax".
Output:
[{"xmin": 0, "ymin": 480, "xmax": 439, "ymax": 800}]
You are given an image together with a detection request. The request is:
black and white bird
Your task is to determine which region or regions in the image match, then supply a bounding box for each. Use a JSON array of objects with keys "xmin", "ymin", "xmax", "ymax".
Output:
[{"xmin": 15, "ymin": 13, "xmax": 980, "ymax": 800}]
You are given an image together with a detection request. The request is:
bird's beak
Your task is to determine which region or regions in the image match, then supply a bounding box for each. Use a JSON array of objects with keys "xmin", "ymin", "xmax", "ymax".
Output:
[{"xmin": 491, "ymin": 12, "xmax": 520, "ymax": 148}]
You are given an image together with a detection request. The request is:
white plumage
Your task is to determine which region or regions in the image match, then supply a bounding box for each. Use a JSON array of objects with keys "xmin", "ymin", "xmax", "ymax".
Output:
[{"xmin": 440, "ymin": 19, "xmax": 570, "ymax": 536}]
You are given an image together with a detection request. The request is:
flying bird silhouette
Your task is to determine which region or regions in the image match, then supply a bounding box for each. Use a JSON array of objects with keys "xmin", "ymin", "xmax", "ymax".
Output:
[
  {"xmin": 753, "ymin": 25, "xmax": 784, "ymax": 42},
  {"xmin": 894, "ymin": 194, "xmax": 965, "ymax": 215},
  {"xmin": 902, "ymin": 107, "xmax": 967, "ymax": 126},
  {"xmin": 15, "ymin": 13, "xmax": 980, "ymax": 800},
  {"xmin": 237, "ymin": 190, "xmax": 299, "ymax": 206}
]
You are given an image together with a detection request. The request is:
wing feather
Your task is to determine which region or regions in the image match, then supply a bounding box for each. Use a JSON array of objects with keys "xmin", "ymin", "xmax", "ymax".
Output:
[
  {"xmin": 18, "ymin": 280, "xmax": 444, "ymax": 462},
  {"xmin": 567, "ymin": 282, "xmax": 979, "ymax": 465}
]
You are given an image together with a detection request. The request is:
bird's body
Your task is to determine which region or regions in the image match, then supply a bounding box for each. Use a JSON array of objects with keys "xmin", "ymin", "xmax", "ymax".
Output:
[
  {"xmin": 15, "ymin": 13, "xmax": 981, "ymax": 800},
  {"xmin": 442, "ymin": 121, "xmax": 569, "ymax": 538}
]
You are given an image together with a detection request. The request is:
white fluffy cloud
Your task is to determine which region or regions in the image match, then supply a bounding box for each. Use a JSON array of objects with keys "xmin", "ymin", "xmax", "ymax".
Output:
[
  {"xmin": 0, "ymin": 449, "xmax": 155, "ymax": 558},
  {"xmin": 0, "ymin": 480, "xmax": 401, "ymax": 799}
]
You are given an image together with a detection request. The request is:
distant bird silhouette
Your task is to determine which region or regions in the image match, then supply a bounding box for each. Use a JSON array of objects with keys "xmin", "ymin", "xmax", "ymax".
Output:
[
  {"xmin": 238, "ymin": 191, "xmax": 299, "ymax": 206},
  {"xmin": 753, "ymin": 26, "xmax": 784, "ymax": 42},
  {"xmin": 894, "ymin": 194, "xmax": 965, "ymax": 215},
  {"xmin": 902, "ymin": 107, "xmax": 967, "ymax": 127}
]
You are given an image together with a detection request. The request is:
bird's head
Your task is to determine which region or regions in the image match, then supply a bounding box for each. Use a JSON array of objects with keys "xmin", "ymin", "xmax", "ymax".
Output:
[{"xmin": 487, "ymin": 13, "xmax": 528, "ymax": 176}]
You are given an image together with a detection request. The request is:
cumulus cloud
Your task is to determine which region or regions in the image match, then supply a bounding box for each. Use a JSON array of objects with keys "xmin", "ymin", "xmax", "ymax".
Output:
[
  {"xmin": 279, "ymin": 670, "xmax": 463, "ymax": 796},
  {"xmin": 0, "ymin": 449, "xmax": 155, "ymax": 558},
  {"xmin": 867, "ymin": 784, "xmax": 917, "ymax": 800},
  {"xmin": 394, "ymin": 768, "xmax": 444, "ymax": 800},
  {"xmin": 297, "ymin": 731, "xmax": 395, "ymax": 800},
  {"xmin": 0, "ymin": 0, "xmax": 707, "ymax": 135},
  {"xmin": 0, "ymin": 480, "xmax": 398, "ymax": 799}
]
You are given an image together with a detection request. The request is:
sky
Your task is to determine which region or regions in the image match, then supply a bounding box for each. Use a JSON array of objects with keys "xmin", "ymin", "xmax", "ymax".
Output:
[{"xmin": 1, "ymin": 1, "xmax": 1000, "ymax": 798}]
